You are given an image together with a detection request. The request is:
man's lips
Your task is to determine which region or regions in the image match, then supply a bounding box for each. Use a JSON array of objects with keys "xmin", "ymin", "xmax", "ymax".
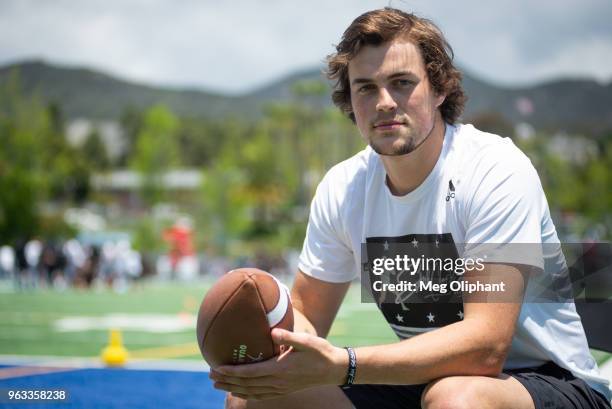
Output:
[{"xmin": 373, "ymin": 121, "xmax": 405, "ymax": 129}]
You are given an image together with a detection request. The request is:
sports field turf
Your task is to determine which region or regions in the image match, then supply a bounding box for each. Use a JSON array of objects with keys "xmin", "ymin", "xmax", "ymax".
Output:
[
  {"xmin": 1, "ymin": 279, "xmax": 610, "ymax": 363},
  {"xmin": 0, "ymin": 283, "xmax": 396, "ymax": 409},
  {"xmin": 0, "ymin": 280, "xmax": 399, "ymax": 408},
  {"xmin": 0, "ymin": 280, "xmax": 397, "ymax": 360},
  {"xmin": 1, "ymin": 365, "xmax": 225, "ymax": 409},
  {"xmin": 0, "ymin": 280, "xmax": 609, "ymax": 362},
  {"xmin": 0, "ymin": 279, "xmax": 609, "ymax": 409}
]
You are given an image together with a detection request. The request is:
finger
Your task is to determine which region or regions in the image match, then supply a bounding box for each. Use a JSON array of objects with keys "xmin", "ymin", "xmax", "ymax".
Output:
[
  {"xmin": 209, "ymin": 369, "xmax": 224, "ymax": 379},
  {"xmin": 214, "ymin": 382, "xmax": 280, "ymax": 396},
  {"xmin": 215, "ymin": 359, "xmax": 278, "ymax": 377},
  {"xmin": 231, "ymin": 392, "xmax": 283, "ymax": 401},
  {"xmin": 210, "ymin": 373, "xmax": 281, "ymax": 388},
  {"xmin": 271, "ymin": 328, "xmax": 314, "ymax": 351}
]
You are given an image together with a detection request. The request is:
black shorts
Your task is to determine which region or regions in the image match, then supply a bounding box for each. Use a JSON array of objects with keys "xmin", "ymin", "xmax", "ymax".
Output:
[{"xmin": 341, "ymin": 362, "xmax": 611, "ymax": 409}]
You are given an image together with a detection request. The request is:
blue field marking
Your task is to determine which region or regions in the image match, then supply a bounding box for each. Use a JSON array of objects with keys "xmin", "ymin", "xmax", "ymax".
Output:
[{"xmin": 0, "ymin": 366, "xmax": 226, "ymax": 409}]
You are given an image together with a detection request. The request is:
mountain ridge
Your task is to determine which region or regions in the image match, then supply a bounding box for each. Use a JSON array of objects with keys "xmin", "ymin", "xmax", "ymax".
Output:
[{"xmin": 1, "ymin": 59, "xmax": 611, "ymax": 135}]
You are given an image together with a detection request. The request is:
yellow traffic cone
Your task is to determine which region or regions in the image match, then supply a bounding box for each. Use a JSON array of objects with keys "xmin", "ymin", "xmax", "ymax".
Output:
[{"xmin": 101, "ymin": 329, "xmax": 128, "ymax": 366}]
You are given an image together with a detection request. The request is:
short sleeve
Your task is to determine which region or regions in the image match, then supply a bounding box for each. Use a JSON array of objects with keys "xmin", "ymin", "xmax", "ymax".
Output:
[
  {"xmin": 298, "ymin": 171, "xmax": 357, "ymax": 283},
  {"xmin": 462, "ymin": 145, "xmax": 546, "ymax": 270}
]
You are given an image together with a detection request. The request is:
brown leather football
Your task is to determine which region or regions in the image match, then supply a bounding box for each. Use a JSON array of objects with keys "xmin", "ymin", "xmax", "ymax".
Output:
[{"xmin": 196, "ymin": 268, "xmax": 294, "ymax": 368}]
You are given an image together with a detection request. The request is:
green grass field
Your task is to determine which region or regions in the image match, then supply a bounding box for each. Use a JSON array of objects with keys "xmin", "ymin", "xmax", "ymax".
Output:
[
  {"xmin": 0, "ymin": 280, "xmax": 608, "ymax": 366},
  {"xmin": 0, "ymin": 280, "xmax": 396, "ymax": 361}
]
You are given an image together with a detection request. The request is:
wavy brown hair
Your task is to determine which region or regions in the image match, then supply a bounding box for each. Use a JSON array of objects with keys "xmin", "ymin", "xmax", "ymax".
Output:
[{"xmin": 327, "ymin": 8, "xmax": 466, "ymax": 124}]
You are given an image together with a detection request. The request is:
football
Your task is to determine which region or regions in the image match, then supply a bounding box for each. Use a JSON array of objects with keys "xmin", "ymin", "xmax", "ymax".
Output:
[{"xmin": 196, "ymin": 268, "xmax": 294, "ymax": 368}]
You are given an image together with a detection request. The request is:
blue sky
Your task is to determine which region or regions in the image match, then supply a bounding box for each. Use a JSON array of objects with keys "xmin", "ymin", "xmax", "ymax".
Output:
[{"xmin": 1, "ymin": 0, "xmax": 611, "ymax": 94}]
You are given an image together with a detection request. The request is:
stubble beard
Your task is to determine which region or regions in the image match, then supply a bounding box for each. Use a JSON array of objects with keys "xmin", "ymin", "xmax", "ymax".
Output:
[
  {"xmin": 369, "ymin": 118, "xmax": 439, "ymax": 157},
  {"xmin": 369, "ymin": 135, "xmax": 416, "ymax": 156}
]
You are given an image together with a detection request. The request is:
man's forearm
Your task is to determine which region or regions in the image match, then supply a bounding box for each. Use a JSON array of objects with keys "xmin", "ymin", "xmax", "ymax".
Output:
[
  {"xmin": 334, "ymin": 318, "xmax": 510, "ymax": 386},
  {"xmin": 333, "ymin": 266, "xmax": 525, "ymax": 386},
  {"xmin": 292, "ymin": 307, "xmax": 318, "ymax": 336}
]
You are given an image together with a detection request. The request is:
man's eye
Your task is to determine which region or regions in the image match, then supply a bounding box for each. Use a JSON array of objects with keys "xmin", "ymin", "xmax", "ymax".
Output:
[
  {"xmin": 357, "ymin": 84, "xmax": 374, "ymax": 94},
  {"xmin": 394, "ymin": 79, "xmax": 414, "ymax": 87}
]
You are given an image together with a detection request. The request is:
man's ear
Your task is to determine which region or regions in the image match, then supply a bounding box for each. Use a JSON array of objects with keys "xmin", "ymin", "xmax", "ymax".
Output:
[{"xmin": 435, "ymin": 94, "xmax": 446, "ymax": 108}]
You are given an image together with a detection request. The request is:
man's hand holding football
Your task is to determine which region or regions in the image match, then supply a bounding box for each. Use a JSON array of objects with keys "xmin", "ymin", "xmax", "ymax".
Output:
[{"xmin": 210, "ymin": 328, "xmax": 347, "ymax": 400}]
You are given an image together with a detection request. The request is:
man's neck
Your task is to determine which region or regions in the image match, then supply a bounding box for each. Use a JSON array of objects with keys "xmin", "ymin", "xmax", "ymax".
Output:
[{"xmin": 381, "ymin": 116, "xmax": 446, "ymax": 196}]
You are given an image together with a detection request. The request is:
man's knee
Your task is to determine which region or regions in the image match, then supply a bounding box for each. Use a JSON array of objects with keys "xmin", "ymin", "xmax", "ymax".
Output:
[{"xmin": 421, "ymin": 377, "xmax": 481, "ymax": 409}]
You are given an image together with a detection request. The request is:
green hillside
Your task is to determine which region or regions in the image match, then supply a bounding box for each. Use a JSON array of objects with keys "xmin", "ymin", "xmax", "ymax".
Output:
[{"xmin": 1, "ymin": 59, "xmax": 611, "ymax": 135}]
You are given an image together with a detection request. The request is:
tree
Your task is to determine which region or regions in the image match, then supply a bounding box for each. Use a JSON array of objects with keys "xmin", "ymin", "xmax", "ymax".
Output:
[
  {"xmin": 82, "ymin": 128, "xmax": 111, "ymax": 170},
  {"xmin": 117, "ymin": 106, "xmax": 143, "ymax": 167},
  {"xmin": 178, "ymin": 117, "xmax": 227, "ymax": 167},
  {"xmin": 130, "ymin": 104, "xmax": 181, "ymax": 206},
  {"xmin": 0, "ymin": 70, "xmax": 74, "ymax": 241}
]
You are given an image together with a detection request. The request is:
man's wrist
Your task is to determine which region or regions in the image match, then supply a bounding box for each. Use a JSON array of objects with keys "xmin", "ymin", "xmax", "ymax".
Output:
[{"xmin": 329, "ymin": 346, "xmax": 350, "ymax": 385}]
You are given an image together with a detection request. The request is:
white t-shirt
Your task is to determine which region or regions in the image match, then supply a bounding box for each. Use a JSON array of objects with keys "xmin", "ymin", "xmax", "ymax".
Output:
[{"xmin": 298, "ymin": 123, "xmax": 611, "ymax": 399}]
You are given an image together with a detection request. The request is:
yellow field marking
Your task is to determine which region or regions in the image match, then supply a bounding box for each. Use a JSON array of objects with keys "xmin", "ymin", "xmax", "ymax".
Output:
[{"xmin": 129, "ymin": 342, "xmax": 200, "ymax": 360}]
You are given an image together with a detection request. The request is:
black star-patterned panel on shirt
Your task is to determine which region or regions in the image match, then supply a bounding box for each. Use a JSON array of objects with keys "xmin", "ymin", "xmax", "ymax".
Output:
[{"xmin": 364, "ymin": 233, "xmax": 465, "ymax": 340}]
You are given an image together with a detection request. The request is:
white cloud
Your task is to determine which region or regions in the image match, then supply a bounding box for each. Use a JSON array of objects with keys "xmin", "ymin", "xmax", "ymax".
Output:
[
  {"xmin": 527, "ymin": 37, "xmax": 612, "ymax": 84},
  {"xmin": 0, "ymin": 0, "xmax": 610, "ymax": 93}
]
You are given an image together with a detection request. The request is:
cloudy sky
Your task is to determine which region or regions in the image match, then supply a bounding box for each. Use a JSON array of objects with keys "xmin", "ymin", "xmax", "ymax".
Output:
[{"xmin": 1, "ymin": 0, "xmax": 610, "ymax": 94}]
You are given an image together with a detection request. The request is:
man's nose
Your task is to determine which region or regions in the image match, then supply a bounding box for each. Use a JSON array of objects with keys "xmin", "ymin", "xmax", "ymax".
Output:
[{"xmin": 375, "ymin": 88, "xmax": 397, "ymax": 112}]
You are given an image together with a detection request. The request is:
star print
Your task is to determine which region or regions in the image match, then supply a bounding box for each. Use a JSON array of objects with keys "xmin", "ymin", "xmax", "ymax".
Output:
[
  {"xmin": 457, "ymin": 311, "xmax": 464, "ymax": 320},
  {"xmin": 412, "ymin": 238, "xmax": 419, "ymax": 247},
  {"xmin": 426, "ymin": 312, "xmax": 435, "ymax": 323},
  {"xmin": 396, "ymin": 314, "xmax": 404, "ymax": 323},
  {"xmin": 383, "ymin": 241, "xmax": 389, "ymax": 251}
]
